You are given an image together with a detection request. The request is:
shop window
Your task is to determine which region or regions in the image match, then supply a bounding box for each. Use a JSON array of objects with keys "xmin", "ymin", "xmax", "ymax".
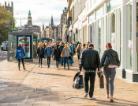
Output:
[
  {"xmin": 126, "ymin": 4, "xmax": 132, "ymax": 69},
  {"xmin": 111, "ymin": 13, "xmax": 115, "ymax": 33}
]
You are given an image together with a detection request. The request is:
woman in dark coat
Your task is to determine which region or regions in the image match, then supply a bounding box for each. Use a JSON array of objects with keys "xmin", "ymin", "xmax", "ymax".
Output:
[
  {"xmin": 37, "ymin": 43, "xmax": 45, "ymax": 68},
  {"xmin": 53, "ymin": 45, "xmax": 61, "ymax": 68}
]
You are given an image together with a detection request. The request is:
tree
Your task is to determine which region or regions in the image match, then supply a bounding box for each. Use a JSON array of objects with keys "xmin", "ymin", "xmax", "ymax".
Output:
[{"xmin": 0, "ymin": 6, "xmax": 12, "ymax": 43}]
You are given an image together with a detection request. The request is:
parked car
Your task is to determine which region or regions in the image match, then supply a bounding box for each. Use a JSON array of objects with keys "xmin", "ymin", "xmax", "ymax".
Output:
[{"xmin": 1, "ymin": 41, "xmax": 8, "ymax": 51}]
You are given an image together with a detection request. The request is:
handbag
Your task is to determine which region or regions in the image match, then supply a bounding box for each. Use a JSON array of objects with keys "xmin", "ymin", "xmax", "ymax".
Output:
[
  {"xmin": 97, "ymin": 71, "xmax": 104, "ymax": 88},
  {"xmin": 103, "ymin": 56, "xmax": 110, "ymax": 67}
]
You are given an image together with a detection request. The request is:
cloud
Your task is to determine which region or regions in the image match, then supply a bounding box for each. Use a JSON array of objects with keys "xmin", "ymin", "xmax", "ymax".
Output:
[{"xmin": 0, "ymin": 0, "xmax": 67, "ymax": 26}]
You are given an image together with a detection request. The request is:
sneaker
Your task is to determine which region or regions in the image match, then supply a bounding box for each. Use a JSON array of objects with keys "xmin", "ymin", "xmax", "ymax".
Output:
[
  {"xmin": 89, "ymin": 96, "xmax": 96, "ymax": 100},
  {"xmin": 84, "ymin": 93, "xmax": 88, "ymax": 98},
  {"xmin": 110, "ymin": 99, "xmax": 114, "ymax": 102}
]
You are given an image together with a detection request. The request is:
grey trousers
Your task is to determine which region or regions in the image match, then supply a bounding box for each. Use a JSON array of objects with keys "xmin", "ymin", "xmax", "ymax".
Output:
[{"xmin": 104, "ymin": 68, "xmax": 116, "ymax": 96}]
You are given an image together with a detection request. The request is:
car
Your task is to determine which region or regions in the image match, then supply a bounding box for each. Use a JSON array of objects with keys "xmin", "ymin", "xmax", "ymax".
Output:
[{"xmin": 1, "ymin": 41, "xmax": 8, "ymax": 51}]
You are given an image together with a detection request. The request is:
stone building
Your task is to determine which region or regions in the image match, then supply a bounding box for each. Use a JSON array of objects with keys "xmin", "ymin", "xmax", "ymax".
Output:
[
  {"xmin": 59, "ymin": 7, "xmax": 68, "ymax": 42},
  {"xmin": 16, "ymin": 10, "xmax": 41, "ymax": 38},
  {"xmin": 68, "ymin": 0, "xmax": 138, "ymax": 82},
  {"xmin": 42, "ymin": 16, "xmax": 58, "ymax": 40}
]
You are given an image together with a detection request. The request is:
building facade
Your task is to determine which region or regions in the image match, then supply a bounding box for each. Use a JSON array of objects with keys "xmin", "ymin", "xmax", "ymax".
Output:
[
  {"xmin": 60, "ymin": 7, "xmax": 68, "ymax": 42},
  {"xmin": 69, "ymin": 0, "xmax": 138, "ymax": 82},
  {"xmin": 69, "ymin": 0, "xmax": 88, "ymax": 43},
  {"xmin": 42, "ymin": 16, "xmax": 58, "ymax": 40},
  {"xmin": 17, "ymin": 11, "xmax": 41, "ymax": 38}
]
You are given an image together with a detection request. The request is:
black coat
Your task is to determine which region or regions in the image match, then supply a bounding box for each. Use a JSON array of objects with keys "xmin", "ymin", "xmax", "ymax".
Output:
[
  {"xmin": 100, "ymin": 49, "xmax": 120, "ymax": 67},
  {"xmin": 81, "ymin": 48, "xmax": 100, "ymax": 71},
  {"xmin": 53, "ymin": 46, "xmax": 60, "ymax": 60},
  {"xmin": 37, "ymin": 47, "xmax": 45, "ymax": 58}
]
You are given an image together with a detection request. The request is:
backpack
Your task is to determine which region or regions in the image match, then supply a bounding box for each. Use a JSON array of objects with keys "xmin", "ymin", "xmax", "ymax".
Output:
[{"xmin": 73, "ymin": 72, "xmax": 83, "ymax": 89}]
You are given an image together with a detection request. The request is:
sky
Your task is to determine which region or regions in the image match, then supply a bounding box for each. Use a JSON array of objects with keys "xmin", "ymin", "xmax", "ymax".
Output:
[{"xmin": 0, "ymin": 0, "xmax": 67, "ymax": 27}]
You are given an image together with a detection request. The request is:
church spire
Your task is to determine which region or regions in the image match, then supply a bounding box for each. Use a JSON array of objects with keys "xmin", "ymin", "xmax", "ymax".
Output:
[
  {"xmin": 27, "ymin": 10, "xmax": 32, "ymax": 26},
  {"xmin": 50, "ymin": 16, "xmax": 54, "ymax": 27}
]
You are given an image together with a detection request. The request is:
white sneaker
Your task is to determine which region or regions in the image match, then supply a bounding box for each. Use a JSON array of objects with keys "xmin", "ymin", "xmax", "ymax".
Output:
[
  {"xmin": 89, "ymin": 96, "xmax": 96, "ymax": 100},
  {"xmin": 84, "ymin": 93, "xmax": 88, "ymax": 98}
]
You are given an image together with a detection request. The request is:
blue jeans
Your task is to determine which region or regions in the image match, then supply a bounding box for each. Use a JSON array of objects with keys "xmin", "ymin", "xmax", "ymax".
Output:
[
  {"xmin": 63, "ymin": 57, "xmax": 69, "ymax": 69},
  {"xmin": 104, "ymin": 68, "xmax": 116, "ymax": 97}
]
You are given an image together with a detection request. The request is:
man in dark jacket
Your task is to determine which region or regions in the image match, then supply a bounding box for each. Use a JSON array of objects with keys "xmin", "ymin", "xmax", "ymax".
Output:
[
  {"xmin": 16, "ymin": 45, "xmax": 26, "ymax": 70},
  {"xmin": 81, "ymin": 43, "xmax": 100, "ymax": 99},
  {"xmin": 37, "ymin": 44, "xmax": 45, "ymax": 68}
]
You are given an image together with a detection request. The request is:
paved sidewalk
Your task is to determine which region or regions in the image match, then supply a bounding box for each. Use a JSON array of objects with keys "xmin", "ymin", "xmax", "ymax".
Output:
[{"xmin": 0, "ymin": 59, "xmax": 138, "ymax": 106}]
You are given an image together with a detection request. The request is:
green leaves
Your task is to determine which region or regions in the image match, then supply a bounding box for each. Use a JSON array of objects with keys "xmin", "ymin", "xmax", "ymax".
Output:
[
  {"xmin": 0, "ymin": 6, "xmax": 13, "ymax": 43},
  {"xmin": 0, "ymin": 6, "xmax": 12, "ymax": 28}
]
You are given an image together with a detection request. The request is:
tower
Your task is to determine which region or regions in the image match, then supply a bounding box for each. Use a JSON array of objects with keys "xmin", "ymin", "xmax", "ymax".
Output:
[
  {"xmin": 50, "ymin": 16, "xmax": 54, "ymax": 27},
  {"xmin": 27, "ymin": 10, "xmax": 32, "ymax": 26}
]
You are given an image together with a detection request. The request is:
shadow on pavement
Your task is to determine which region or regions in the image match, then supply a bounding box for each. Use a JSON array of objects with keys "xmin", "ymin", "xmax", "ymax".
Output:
[
  {"xmin": 0, "ymin": 80, "xmax": 60, "ymax": 104},
  {"xmin": 32, "ymin": 72, "xmax": 71, "ymax": 78}
]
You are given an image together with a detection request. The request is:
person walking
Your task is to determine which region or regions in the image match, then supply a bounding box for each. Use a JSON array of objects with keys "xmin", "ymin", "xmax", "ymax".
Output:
[
  {"xmin": 15, "ymin": 45, "xmax": 26, "ymax": 71},
  {"xmin": 79, "ymin": 43, "xmax": 86, "ymax": 71},
  {"xmin": 53, "ymin": 44, "xmax": 60, "ymax": 68},
  {"xmin": 45, "ymin": 43, "xmax": 53, "ymax": 68},
  {"xmin": 100, "ymin": 43, "xmax": 120, "ymax": 102},
  {"xmin": 37, "ymin": 43, "xmax": 45, "ymax": 68},
  {"xmin": 61, "ymin": 44, "xmax": 70, "ymax": 70},
  {"xmin": 81, "ymin": 43, "xmax": 100, "ymax": 99},
  {"xmin": 76, "ymin": 43, "xmax": 82, "ymax": 60}
]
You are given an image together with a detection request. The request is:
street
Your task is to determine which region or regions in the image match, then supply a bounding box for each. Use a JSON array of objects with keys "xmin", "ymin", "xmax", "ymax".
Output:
[
  {"xmin": 0, "ymin": 57, "xmax": 138, "ymax": 106},
  {"xmin": 0, "ymin": 50, "xmax": 7, "ymax": 61}
]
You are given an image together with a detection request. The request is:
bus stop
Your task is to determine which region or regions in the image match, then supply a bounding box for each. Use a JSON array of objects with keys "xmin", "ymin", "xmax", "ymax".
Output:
[{"xmin": 8, "ymin": 31, "xmax": 38, "ymax": 61}]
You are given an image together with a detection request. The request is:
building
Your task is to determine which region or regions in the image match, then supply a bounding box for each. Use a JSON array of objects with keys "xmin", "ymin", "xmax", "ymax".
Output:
[
  {"xmin": 69, "ymin": 0, "xmax": 138, "ymax": 82},
  {"xmin": 59, "ymin": 7, "xmax": 68, "ymax": 42},
  {"xmin": 42, "ymin": 16, "xmax": 58, "ymax": 40},
  {"xmin": 17, "ymin": 10, "xmax": 41, "ymax": 38},
  {"xmin": 69, "ymin": 0, "xmax": 87, "ymax": 43},
  {"xmin": 67, "ymin": 0, "xmax": 73, "ymax": 42}
]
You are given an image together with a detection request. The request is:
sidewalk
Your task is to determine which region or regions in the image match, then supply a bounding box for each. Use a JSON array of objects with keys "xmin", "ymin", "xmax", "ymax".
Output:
[{"xmin": 0, "ymin": 59, "xmax": 138, "ymax": 106}]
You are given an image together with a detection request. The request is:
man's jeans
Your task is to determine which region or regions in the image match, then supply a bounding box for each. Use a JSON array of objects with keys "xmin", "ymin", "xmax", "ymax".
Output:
[{"xmin": 84, "ymin": 70, "xmax": 96, "ymax": 98}]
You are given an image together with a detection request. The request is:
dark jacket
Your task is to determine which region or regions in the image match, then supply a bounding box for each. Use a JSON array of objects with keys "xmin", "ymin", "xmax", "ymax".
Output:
[
  {"xmin": 16, "ymin": 46, "xmax": 25, "ymax": 59},
  {"xmin": 37, "ymin": 47, "xmax": 45, "ymax": 58},
  {"xmin": 44, "ymin": 46, "xmax": 53, "ymax": 57},
  {"xmin": 53, "ymin": 46, "xmax": 60, "ymax": 60},
  {"xmin": 100, "ymin": 49, "xmax": 120, "ymax": 67},
  {"xmin": 81, "ymin": 48, "xmax": 100, "ymax": 71}
]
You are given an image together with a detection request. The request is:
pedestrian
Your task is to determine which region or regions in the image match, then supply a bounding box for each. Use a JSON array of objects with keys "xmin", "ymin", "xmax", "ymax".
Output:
[
  {"xmin": 59, "ymin": 42, "xmax": 64, "ymax": 65},
  {"xmin": 53, "ymin": 44, "xmax": 60, "ymax": 68},
  {"xmin": 81, "ymin": 43, "xmax": 100, "ymax": 99},
  {"xmin": 79, "ymin": 43, "xmax": 86, "ymax": 71},
  {"xmin": 76, "ymin": 43, "xmax": 82, "ymax": 60},
  {"xmin": 61, "ymin": 44, "xmax": 70, "ymax": 70},
  {"xmin": 15, "ymin": 44, "xmax": 26, "ymax": 71},
  {"xmin": 45, "ymin": 42, "xmax": 53, "ymax": 68},
  {"xmin": 37, "ymin": 42, "xmax": 45, "ymax": 68},
  {"xmin": 100, "ymin": 43, "xmax": 120, "ymax": 102},
  {"xmin": 68, "ymin": 43, "xmax": 75, "ymax": 65}
]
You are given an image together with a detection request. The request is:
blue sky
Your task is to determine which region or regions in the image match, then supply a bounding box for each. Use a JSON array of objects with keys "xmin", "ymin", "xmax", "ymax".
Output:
[{"xmin": 0, "ymin": 0, "xmax": 67, "ymax": 27}]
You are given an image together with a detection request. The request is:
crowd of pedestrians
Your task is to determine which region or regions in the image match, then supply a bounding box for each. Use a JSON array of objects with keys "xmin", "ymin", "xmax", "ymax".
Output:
[{"xmin": 15, "ymin": 41, "xmax": 120, "ymax": 103}]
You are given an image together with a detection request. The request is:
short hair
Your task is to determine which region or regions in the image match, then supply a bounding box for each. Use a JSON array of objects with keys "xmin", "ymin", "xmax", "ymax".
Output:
[
  {"xmin": 106, "ymin": 43, "xmax": 112, "ymax": 49},
  {"xmin": 83, "ymin": 44, "xmax": 86, "ymax": 47},
  {"xmin": 89, "ymin": 43, "xmax": 94, "ymax": 48}
]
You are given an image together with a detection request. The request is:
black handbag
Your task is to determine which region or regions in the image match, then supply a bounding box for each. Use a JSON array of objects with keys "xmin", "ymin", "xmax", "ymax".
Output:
[{"xmin": 103, "ymin": 56, "xmax": 110, "ymax": 67}]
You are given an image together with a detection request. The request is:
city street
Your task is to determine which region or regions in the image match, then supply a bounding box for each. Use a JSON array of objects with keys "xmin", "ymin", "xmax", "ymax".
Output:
[{"xmin": 0, "ymin": 57, "xmax": 138, "ymax": 106}]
